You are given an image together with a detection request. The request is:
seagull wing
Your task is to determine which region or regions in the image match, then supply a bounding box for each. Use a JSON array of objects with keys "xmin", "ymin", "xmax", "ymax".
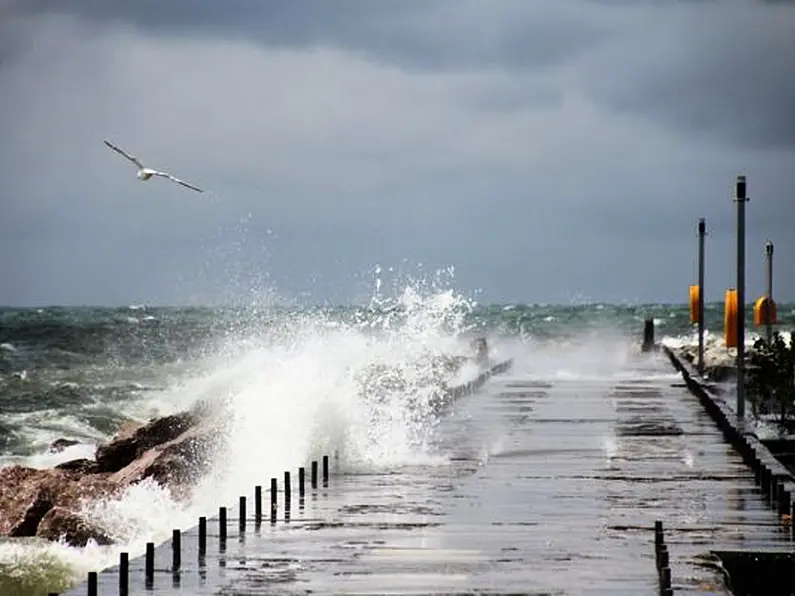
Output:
[
  {"xmin": 104, "ymin": 140, "xmax": 144, "ymax": 169},
  {"xmin": 151, "ymin": 170, "xmax": 205, "ymax": 193}
]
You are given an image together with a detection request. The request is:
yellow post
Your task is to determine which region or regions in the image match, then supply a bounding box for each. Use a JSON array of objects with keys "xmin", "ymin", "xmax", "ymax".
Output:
[{"xmin": 725, "ymin": 289, "xmax": 738, "ymax": 348}]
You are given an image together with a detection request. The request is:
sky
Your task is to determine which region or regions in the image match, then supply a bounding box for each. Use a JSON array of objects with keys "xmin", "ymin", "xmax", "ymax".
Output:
[{"xmin": 0, "ymin": 0, "xmax": 793, "ymax": 307}]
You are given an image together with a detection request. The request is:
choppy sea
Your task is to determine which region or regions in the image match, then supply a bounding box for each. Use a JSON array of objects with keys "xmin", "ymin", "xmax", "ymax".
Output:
[{"xmin": 1, "ymin": 287, "xmax": 793, "ymax": 595}]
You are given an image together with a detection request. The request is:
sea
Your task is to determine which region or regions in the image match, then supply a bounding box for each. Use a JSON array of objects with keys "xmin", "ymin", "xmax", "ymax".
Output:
[{"xmin": 1, "ymin": 285, "xmax": 794, "ymax": 595}]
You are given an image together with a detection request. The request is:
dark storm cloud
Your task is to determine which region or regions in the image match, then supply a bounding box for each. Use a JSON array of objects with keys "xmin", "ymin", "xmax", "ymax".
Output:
[
  {"xmin": 4, "ymin": 0, "xmax": 613, "ymax": 72},
  {"xmin": 8, "ymin": 0, "xmax": 794, "ymax": 151},
  {"xmin": 583, "ymin": 2, "xmax": 795, "ymax": 150},
  {"xmin": 0, "ymin": 0, "xmax": 794, "ymax": 306}
]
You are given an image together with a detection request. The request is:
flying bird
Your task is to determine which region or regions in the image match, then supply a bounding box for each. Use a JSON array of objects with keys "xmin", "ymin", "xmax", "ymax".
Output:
[{"xmin": 103, "ymin": 140, "xmax": 204, "ymax": 193}]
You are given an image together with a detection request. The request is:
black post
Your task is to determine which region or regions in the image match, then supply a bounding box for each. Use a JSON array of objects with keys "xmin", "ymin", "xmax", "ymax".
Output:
[
  {"xmin": 311, "ymin": 460, "xmax": 318, "ymax": 489},
  {"xmin": 735, "ymin": 174, "xmax": 748, "ymax": 418},
  {"xmin": 87, "ymin": 571, "xmax": 97, "ymax": 596},
  {"xmin": 765, "ymin": 240, "xmax": 774, "ymax": 343},
  {"xmin": 172, "ymin": 529, "xmax": 181, "ymax": 571},
  {"xmin": 198, "ymin": 516, "xmax": 206, "ymax": 555},
  {"xmin": 119, "ymin": 551, "xmax": 129, "ymax": 596},
  {"xmin": 322, "ymin": 455, "xmax": 329, "ymax": 486},
  {"xmin": 219, "ymin": 506, "xmax": 227, "ymax": 543},
  {"xmin": 660, "ymin": 566, "xmax": 671, "ymax": 590},
  {"xmin": 239, "ymin": 495, "xmax": 246, "ymax": 533},
  {"xmin": 658, "ymin": 546, "xmax": 669, "ymax": 570},
  {"xmin": 145, "ymin": 542, "xmax": 154, "ymax": 582},
  {"xmin": 298, "ymin": 467, "xmax": 305, "ymax": 497},
  {"xmin": 654, "ymin": 520, "xmax": 663, "ymax": 551},
  {"xmin": 284, "ymin": 471, "xmax": 291, "ymax": 509},
  {"xmin": 255, "ymin": 485, "xmax": 262, "ymax": 524},
  {"xmin": 697, "ymin": 218, "xmax": 706, "ymax": 375},
  {"xmin": 270, "ymin": 477, "xmax": 277, "ymax": 522},
  {"xmin": 642, "ymin": 318, "xmax": 655, "ymax": 352}
]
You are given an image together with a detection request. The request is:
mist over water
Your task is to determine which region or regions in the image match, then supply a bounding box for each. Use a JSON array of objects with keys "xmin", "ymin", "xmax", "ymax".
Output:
[{"xmin": 1, "ymin": 281, "xmax": 794, "ymax": 594}]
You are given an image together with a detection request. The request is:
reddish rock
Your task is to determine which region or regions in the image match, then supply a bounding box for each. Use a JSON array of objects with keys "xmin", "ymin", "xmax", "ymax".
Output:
[
  {"xmin": 95, "ymin": 411, "xmax": 197, "ymax": 473},
  {"xmin": 0, "ymin": 466, "xmax": 56, "ymax": 536},
  {"xmin": 1, "ymin": 403, "xmax": 227, "ymax": 545},
  {"xmin": 9, "ymin": 488, "xmax": 52, "ymax": 537},
  {"xmin": 55, "ymin": 458, "xmax": 101, "ymax": 474},
  {"xmin": 0, "ymin": 466, "xmax": 119, "ymax": 539},
  {"xmin": 109, "ymin": 424, "xmax": 222, "ymax": 492},
  {"xmin": 37, "ymin": 507, "xmax": 112, "ymax": 547},
  {"xmin": 49, "ymin": 438, "xmax": 80, "ymax": 453}
]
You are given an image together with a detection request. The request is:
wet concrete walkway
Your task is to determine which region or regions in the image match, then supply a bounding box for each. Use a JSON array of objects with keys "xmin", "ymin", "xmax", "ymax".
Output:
[{"xmin": 63, "ymin": 352, "xmax": 790, "ymax": 595}]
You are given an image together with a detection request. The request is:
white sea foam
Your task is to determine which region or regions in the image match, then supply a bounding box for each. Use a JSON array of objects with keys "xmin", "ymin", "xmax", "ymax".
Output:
[
  {"xmin": 661, "ymin": 328, "xmax": 792, "ymax": 350},
  {"xmin": 0, "ymin": 281, "xmax": 662, "ymax": 594},
  {"xmin": 0, "ymin": 280, "xmax": 490, "ymax": 591}
]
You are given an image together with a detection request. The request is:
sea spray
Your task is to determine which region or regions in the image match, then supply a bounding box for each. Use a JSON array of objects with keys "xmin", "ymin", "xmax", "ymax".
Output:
[
  {"xmin": 0, "ymin": 280, "xmax": 483, "ymax": 594},
  {"xmin": 1, "ymin": 297, "xmax": 792, "ymax": 594}
]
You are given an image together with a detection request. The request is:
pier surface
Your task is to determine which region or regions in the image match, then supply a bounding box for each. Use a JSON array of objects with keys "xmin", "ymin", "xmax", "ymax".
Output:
[{"xmin": 63, "ymin": 352, "xmax": 790, "ymax": 595}]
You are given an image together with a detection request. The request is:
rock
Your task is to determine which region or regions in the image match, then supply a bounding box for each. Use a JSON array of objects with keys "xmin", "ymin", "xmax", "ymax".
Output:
[
  {"xmin": 9, "ymin": 488, "xmax": 52, "ymax": 537},
  {"xmin": 0, "ymin": 466, "xmax": 114, "ymax": 538},
  {"xmin": 0, "ymin": 464, "xmax": 122, "ymax": 537},
  {"xmin": 95, "ymin": 411, "xmax": 198, "ymax": 473},
  {"xmin": 55, "ymin": 458, "xmax": 101, "ymax": 474},
  {"xmin": 109, "ymin": 423, "xmax": 223, "ymax": 495},
  {"xmin": 0, "ymin": 402, "xmax": 229, "ymax": 545},
  {"xmin": 37, "ymin": 507, "xmax": 112, "ymax": 547},
  {"xmin": 676, "ymin": 344, "xmax": 739, "ymax": 382},
  {"xmin": 49, "ymin": 438, "xmax": 80, "ymax": 453},
  {"xmin": 0, "ymin": 466, "xmax": 55, "ymax": 536}
]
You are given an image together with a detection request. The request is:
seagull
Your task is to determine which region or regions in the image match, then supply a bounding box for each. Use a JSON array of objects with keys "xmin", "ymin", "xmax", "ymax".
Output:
[{"xmin": 103, "ymin": 140, "xmax": 204, "ymax": 193}]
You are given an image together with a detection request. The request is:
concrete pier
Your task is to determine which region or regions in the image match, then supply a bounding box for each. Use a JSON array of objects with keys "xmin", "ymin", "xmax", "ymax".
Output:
[{"xmin": 59, "ymin": 354, "xmax": 790, "ymax": 594}]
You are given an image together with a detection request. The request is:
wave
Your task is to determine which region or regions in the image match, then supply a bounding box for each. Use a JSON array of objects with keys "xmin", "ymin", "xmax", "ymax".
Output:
[{"xmin": 1, "ymin": 291, "xmax": 793, "ymax": 594}]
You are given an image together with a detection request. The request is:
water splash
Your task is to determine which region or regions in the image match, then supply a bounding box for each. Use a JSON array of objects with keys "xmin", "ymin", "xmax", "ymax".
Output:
[{"xmin": 0, "ymin": 276, "xmax": 482, "ymax": 593}]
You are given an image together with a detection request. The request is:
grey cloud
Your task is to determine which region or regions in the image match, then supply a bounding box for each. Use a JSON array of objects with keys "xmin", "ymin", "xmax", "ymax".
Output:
[
  {"xmin": 582, "ymin": 3, "xmax": 795, "ymax": 149},
  {"xmin": 1, "ymin": 2, "xmax": 794, "ymax": 306},
  {"xmin": 5, "ymin": 0, "xmax": 615, "ymax": 72}
]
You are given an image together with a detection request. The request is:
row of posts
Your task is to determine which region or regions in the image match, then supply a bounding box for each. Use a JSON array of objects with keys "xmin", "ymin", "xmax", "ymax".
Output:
[
  {"xmin": 690, "ymin": 175, "xmax": 777, "ymax": 419},
  {"xmin": 53, "ymin": 455, "xmax": 331, "ymax": 596}
]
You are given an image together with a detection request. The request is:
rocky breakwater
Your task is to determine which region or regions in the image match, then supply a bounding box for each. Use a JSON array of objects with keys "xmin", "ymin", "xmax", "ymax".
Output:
[
  {"xmin": 677, "ymin": 343, "xmax": 739, "ymax": 383},
  {"xmin": 0, "ymin": 400, "xmax": 227, "ymax": 547}
]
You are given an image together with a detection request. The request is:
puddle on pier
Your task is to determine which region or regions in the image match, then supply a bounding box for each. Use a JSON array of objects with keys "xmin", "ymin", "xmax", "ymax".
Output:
[{"xmin": 63, "ymin": 353, "xmax": 789, "ymax": 595}]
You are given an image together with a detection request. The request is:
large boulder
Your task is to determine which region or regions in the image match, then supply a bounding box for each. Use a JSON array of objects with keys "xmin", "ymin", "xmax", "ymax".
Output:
[
  {"xmin": 95, "ymin": 411, "xmax": 198, "ymax": 473},
  {"xmin": 0, "ymin": 466, "xmax": 119, "ymax": 539},
  {"xmin": 36, "ymin": 507, "xmax": 112, "ymax": 547},
  {"xmin": 0, "ymin": 401, "xmax": 228, "ymax": 546},
  {"xmin": 109, "ymin": 423, "xmax": 223, "ymax": 496}
]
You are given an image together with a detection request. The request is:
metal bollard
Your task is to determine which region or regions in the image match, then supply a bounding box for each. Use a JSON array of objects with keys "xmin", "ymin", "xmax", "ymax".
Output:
[
  {"xmin": 284, "ymin": 471, "xmax": 292, "ymax": 508},
  {"xmin": 119, "ymin": 551, "xmax": 129, "ymax": 596},
  {"xmin": 219, "ymin": 506, "xmax": 227, "ymax": 543},
  {"xmin": 255, "ymin": 485, "xmax": 263, "ymax": 524},
  {"xmin": 311, "ymin": 460, "xmax": 318, "ymax": 488},
  {"xmin": 198, "ymin": 516, "xmax": 207, "ymax": 555},
  {"xmin": 660, "ymin": 566, "xmax": 671, "ymax": 589},
  {"xmin": 239, "ymin": 496, "xmax": 246, "ymax": 533},
  {"xmin": 270, "ymin": 477, "xmax": 278, "ymax": 522},
  {"xmin": 658, "ymin": 546, "xmax": 669, "ymax": 570},
  {"xmin": 87, "ymin": 571, "xmax": 97, "ymax": 596},
  {"xmin": 322, "ymin": 455, "xmax": 329, "ymax": 486},
  {"xmin": 642, "ymin": 318, "xmax": 655, "ymax": 352},
  {"xmin": 145, "ymin": 542, "xmax": 155, "ymax": 582},
  {"xmin": 172, "ymin": 529, "xmax": 181, "ymax": 571},
  {"xmin": 298, "ymin": 467, "xmax": 306, "ymax": 497}
]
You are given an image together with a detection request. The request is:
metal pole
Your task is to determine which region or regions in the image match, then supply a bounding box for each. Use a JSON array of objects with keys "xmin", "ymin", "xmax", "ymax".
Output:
[
  {"xmin": 697, "ymin": 218, "xmax": 706, "ymax": 376},
  {"xmin": 765, "ymin": 240, "xmax": 774, "ymax": 343},
  {"xmin": 735, "ymin": 175, "xmax": 748, "ymax": 418}
]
